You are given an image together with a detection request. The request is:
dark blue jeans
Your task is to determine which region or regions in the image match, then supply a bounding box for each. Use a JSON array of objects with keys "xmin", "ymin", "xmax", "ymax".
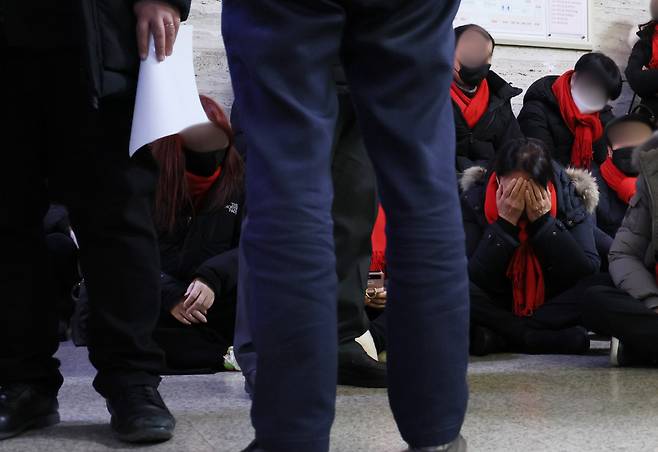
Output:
[{"xmin": 223, "ymin": 0, "xmax": 469, "ymax": 450}]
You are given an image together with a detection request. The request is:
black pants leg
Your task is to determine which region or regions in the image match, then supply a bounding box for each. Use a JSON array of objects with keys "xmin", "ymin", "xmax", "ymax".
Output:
[
  {"xmin": 470, "ymin": 277, "xmax": 594, "ymax": 350},
  {"xmin": 332, "ymin": 91, "xmax": 378, "ymax": 344},
  {"xmin": 62, "ymin": 99, "xmax": 165, "ymax": 397},
  {"xmin": 0, "ymin": 48, "xmax": 65, "ymax": 395},
  {"xmin": 583, "ymin": 275, "xmax": 658, "ymax": 355},
  {"xmin": 1, "ymin": 46, "xmax": 165, "ymax": 398}
]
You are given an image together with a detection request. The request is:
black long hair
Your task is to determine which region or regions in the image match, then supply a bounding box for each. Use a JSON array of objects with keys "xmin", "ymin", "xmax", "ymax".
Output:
[{"xmin": 493, "ymin": 138, "xmax": 553, "ymax": 188}]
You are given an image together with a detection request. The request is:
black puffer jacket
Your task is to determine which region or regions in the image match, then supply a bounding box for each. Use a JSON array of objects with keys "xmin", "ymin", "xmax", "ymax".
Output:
[
  {"xmin": 591, "ymin": 165, "xmax": 629, "ymax": 239},
  {"xmin": 1, "ymin": 0, "xmax": 191, "ymax": 107},
  {"xmin": 453, "ymin": 70, "xmax": 524, "ymax": 172},
  {"xmin": 518, "ymin": 75, "xmax": 614, "ymax": 168},
  {"xmin": 460, "ymin": 161, "xmax": 600, "ymax": 299},
  {"xmin": 626, "ymin": 22, "xmax": 658, "ymax": 120},
  {"xmin": 158, "ymin": 177, "xmax": 244, "ymax": 313}
]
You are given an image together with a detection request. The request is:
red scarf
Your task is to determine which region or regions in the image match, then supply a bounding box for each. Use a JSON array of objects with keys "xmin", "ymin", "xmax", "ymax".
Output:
[
  {"xmin": 648, "ymin": 24, "xmax": 658, "ymax": 69},
  {"xmin": 450, "ymin": 79, "xmax": 490, "ymax": 129},
  {"xmin": 552, "ymin": 70, "xmax": 603, "ymax": 169},
  {"xmin": 484, "ymin": 173, "xmax": 558, "ymax": 317},
  {"xmin": 600, "ymin": 158, "xmax": 637, "ymax": 204},
  {"xmin": 370, "ymin": 205, "xmax": 387, "ymax": 272},
  {"xmin": 185, "ymin": 166, "xmax": 222, "ymax": 210}
]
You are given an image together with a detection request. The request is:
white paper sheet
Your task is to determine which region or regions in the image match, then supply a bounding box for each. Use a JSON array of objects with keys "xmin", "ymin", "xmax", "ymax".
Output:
[{"xmin": 129, "ymin": 26, "xmax": 209, "ymax": 156}]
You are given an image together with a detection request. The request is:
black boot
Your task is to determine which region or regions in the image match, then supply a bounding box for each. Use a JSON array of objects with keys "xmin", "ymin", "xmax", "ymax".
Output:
[
  {"xmin": 106, "ymin": 385, "xmax": 175, "ymax": 443},
  {"xmin": 338, "ymin": 340, "xmax": 387, "ymax": 388},
  {"xmin": 469, "ymin": 325, "xmax": 508, "ymax": 356},
  {"xmin": 0, "ymin": 384, "xmax": 60, "ymax": 440},
  {"xmin": 524, "ymin": 326, "xmax": 590, "ymax": 355}
]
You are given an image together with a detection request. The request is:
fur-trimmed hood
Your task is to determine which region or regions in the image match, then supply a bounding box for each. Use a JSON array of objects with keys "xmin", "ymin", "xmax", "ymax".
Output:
[{"xmin": 460, "ymin": 164, "xmax": 599, "ymax": 214}]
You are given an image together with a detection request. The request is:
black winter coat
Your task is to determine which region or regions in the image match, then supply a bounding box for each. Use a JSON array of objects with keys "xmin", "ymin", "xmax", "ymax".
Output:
[
  {"xmin": 453, "ymin": 70, "xmax": 524, "ymax": 172},
  {"xmin": 1, "ymin": 0, "xmax": 191, "ymax": 107},
  {"xmin": 158, "ymin": 178, "xmax": 243, "ymax": 314},
  {"xmin": 591, "ymin": 165, "xmax": 629, "ymax": 239},
  {"xmin": 626, "ymin": 22, "xmax": 658, "ymax": 120},
  {"xmin": 460, "ymin": 161, "xmax": 600, "ymax": 299},
  {"xmin": 518, "ymin": 75, "xmax": 614, "ymax": 168}
]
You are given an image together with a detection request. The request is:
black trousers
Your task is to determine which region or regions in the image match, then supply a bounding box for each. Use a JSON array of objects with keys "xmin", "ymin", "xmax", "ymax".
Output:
[
  {"xmin": 0, "ymin": 47, "xmax": 165, "ymax": 397},
  {"xmin": 583, "ymin": 274, "xmax": 658, "ymax": 355},
  {"xmin": 470, "ymin": 278, "xmax": 593, "ymax": 349},
  {"xmin": 332, "ymin": 91, "xmax": 378, "ymax": 344}
]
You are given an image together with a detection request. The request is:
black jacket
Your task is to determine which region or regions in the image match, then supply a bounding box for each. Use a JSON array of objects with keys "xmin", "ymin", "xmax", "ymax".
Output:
[
  {"xmin": 453, "ymin": 70, "xmax": 524, "ymax": 172},
  {"xmin": 518, "ymin": 75, "xmax": 614, "ymax": 168},
  {"xmin": 626, "ymin": 22, "xmax": 658, "ymax": 119},
  {"xmin": 460, "ymin": 162, "xmax": 600, "ymax": 299},
  {"xmin": 1, "ymin": 0, "xmax": 191, "ymax": 107},
  {"xmin": 591, "ymin": 165, "xmax": 629, "ymax": 239},
  {"xmin": 158, "ymin": 177, "xmax": 243, "ymax": 313}
]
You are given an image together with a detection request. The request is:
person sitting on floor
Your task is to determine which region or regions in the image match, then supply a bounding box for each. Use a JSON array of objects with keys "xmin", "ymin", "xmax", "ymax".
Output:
[
  {"xmin": 451, "ymin": 24, "xmax": 523, "ymax": 173},
  {"xmin": 150, "ymin": 95, "xmax": 244, "ymax": 373},
  {"xmin": 583, "ymin": 132, "xmax": 658, "ymax": 367},
  {"xmin": 594, "ymin": 113, "xmax": 655, "ymax": 241},
  {"xmin": 460, "ymin": 138, "xmax": 600, "ymax": 356},
  {"xmin": 518, "ymin": 52, "xmax": 622, "ymax": 169},
  {"xmin": 625, "ymin": 0, "xmax": 658, "ymax": 123}
]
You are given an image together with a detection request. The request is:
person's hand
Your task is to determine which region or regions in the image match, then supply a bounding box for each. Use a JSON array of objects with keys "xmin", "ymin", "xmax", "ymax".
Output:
[
  {"xmin": 170, "ymin": 300, "xmax": 197, "ymax": 325},
  {"xmin": 496, "ymin": 178, "xmax": 527, "ymax": 226},
  {"xmin": 524, "ymin": 180, "xmax": 552, "ymax": 223},
  {"xmin": 182, "ymin": 278, "xmax": 215, "ymax": 322},
  {"xmin": 365, "ymin": 289, "xmax": 387, "ymax": 310},
  {"xmin": 134, "ymin": 0, "xmax": 181, "ymax": 61}
]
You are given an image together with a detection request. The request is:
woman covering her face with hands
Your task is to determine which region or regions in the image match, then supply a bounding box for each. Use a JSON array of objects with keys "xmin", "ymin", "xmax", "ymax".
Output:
[
  {"xmin": 150, "ymin": 95, "xmax": 244, "ymax": 373},
  {"xmin": 460, "ymin": 138, "xmax": 601, "ymax": 356}
]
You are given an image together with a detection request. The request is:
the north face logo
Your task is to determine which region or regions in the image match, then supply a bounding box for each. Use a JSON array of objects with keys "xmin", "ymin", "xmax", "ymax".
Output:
[{"xmin": 225, "ymin": 202, "xmax": 239, "ymax": 215}]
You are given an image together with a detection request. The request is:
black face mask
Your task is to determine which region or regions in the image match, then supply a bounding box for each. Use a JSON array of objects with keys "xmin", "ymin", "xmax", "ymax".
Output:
[
  {"xmin": 612, "ymin": 146, "xmax": 638, "ymax": 176},
  {"xmin": 184, "ymin": 148, "xmax": 227, "ymax": 177},
  {"xmin": 458, "ymin": 63, "xmax": 491, "ymax": 88}
]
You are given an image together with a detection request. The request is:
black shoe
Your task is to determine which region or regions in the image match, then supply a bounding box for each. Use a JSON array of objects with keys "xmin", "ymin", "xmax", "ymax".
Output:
[
  {"xmin": 470, "ymin": 326, "xmax": 508, "ymax": 356},
  {"xmin": 609, "ymin": 337, "xmax": 656, "ymax": 367},
  {"xmin": 407, "ymin": 434, "xmax": 467, "ymax": 451},
  {"xmin": 106, "ymin": 385, "xmax": 175, "ymax": 443},
  {"xmin": 0, "ymin": 384, "xmax": 60, "ymax": 440},
  {"xmin": 524, "ymin": 326, "xmax": 590, "ymax": 355},
  {"xmin": 338, "ymin": 341, "xmax": 387, "ymax": 388}
]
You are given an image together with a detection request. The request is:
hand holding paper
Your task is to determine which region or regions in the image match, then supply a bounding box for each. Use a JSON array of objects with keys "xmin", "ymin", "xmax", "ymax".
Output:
[{"xmin": 129, "ymin": 26, "xmax": 211, "ymax": 156}]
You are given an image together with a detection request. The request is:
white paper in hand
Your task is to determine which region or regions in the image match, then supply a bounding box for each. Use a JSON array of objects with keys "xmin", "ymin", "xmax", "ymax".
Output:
[{"xmin": 129, "ymin": 26, "xmax": 208, "ymax": 156}]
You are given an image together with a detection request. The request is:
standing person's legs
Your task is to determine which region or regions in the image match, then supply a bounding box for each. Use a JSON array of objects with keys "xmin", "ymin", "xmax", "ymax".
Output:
[
  {"xmin": 55, "ymin": 96, "xmax": 166, "ymax": 397},
  {"xmin": 341, "ymin": 0, "xmax": 469, "ymax": 447},
  {"xmin": 223, "ymin": 2, "xmax": 344, "ymax": 450},
  {"xmin": 0, "ymin": 48, "xmax": 63, "ymax": 399}
]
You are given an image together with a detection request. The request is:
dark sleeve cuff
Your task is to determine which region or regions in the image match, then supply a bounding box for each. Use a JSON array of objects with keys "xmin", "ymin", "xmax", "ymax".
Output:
[
  {"xmin": 496, "ymin": 218, "xmax": 520, "ymax": 237},
  {"xmin": 527, "ymin": 214, "xmax": 552, "ymax": 236}
]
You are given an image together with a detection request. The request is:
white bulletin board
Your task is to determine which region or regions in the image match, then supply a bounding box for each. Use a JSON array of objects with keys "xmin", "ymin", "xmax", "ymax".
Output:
[{"xmin": 454, "ymin": 0, "xmax": 592, "ymax": 50}]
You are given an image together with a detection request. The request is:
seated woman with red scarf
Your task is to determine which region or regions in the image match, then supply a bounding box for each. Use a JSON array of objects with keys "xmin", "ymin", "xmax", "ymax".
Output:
[
  {"xmin": 518, "ymin": 53, "xmax": 622, "ymax": 170},
  {"xmin": 150, "ymin": 95, "xmax": 244, "ymax": 373},
  {"xmin": 593, "ymin": 114, "xmax": 655, "ymax": 242},
  {"xmin": 460, "ymin": 138, "xmax": 600, "ymax": 356},
  {"xmin": 451, "ymin": 24, "xmax": 523, "ymax": 173}
]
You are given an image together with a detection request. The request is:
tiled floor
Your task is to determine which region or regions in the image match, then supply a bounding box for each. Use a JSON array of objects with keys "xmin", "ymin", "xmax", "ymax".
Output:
[{"xmin": 1, "ymin": 341, "xmax": 657, "ymax": 452}]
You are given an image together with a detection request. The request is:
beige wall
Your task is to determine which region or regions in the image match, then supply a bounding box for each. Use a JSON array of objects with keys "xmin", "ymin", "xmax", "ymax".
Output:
[{"xmin": 188, "ymin": 0, "xmax": 652, "ymax": 116}]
